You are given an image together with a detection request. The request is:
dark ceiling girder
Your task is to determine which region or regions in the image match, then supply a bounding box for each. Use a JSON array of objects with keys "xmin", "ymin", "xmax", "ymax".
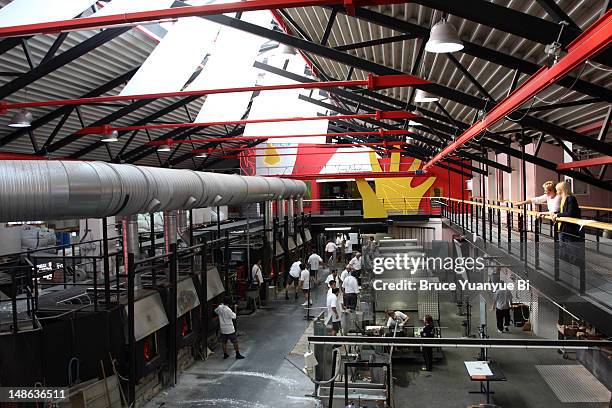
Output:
[
  {"xmin": 0, "ymin": 27, "xmax": 130, "ymax": 99},
  {"xmin": 320, "ymin": 8, "xmax": 338, "ymax": 46},
  {"xmin": 410, "ymin": 0, "xmax": 611, "ymax": 66},
  {"xmin": 50, "ymin": 99, "xmax": 153, "ymax": 154},
  {"xmin": 445, "ymin": 53, "xmax": 494, "ymax": 101},
  {"xmin": 71, "ymin": 95, "xmax": 200, "ymax": 159},
  {"xmin": 481, "ymin": 139, "xmax": 612, "ymax": 192},
  {"xmin": 335, "ymin": 33, "xmax": 419, "ymax": 51},
  {"xmin": 534, "ymin": 0, "xmax": 580, "ymax": 29},
  {"xmin": 527, "ymin": 98, "xmax": 604, "ymax": 113},
  {"xmin": 338, "ymin": 7, "xmax": 612, "ymax": 101},
  {"xmin": 0, "ymin": 68, "xmax": 138, "ymax": 148}
]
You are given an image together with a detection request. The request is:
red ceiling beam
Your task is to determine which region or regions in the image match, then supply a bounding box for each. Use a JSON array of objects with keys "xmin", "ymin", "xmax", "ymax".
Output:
[
  {"xmin": 0, "ymin": 76, "xmax": 426, "ymax": 113},
  {"xmin": 556, "ymin": 156, "xmax": 612, "ymax": 171},
  {"xmin": 423, "ymin": 9, "xmax": 612, "ymax": 172},
  {"xmin": 576, "ymin": 119, "xmax": 612, "ymax": 134},
  {"xmin": 268, "ymin": 171, "xmax": 429, "ymax": 180},
  {"xmin": 0, "ymin": 0, "xmax": 406, "ymax": 38},
  {"xmin": 146, "ymin": 129, "xmax": 410, "ymax": 146},
  {"xmin": 76, "ymin": 111, "xmax": 417, "ymax": 135},
  {"xmin": 220, "ymin": 150, "xmax": 398, "ymax": 159},
  {"xmin": 194, "ymin": 141, "xmax": 405, "ymax": 154}
]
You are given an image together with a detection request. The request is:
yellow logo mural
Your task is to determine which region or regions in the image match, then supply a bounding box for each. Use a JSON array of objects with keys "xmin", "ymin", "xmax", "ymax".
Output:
[
  {"xmin": 263, "ymin": 144, "xmax": 281, "ymax": 166},
  {"xmin": 355, "ymin": 152, "xmax": 437, "ymax": 218}
]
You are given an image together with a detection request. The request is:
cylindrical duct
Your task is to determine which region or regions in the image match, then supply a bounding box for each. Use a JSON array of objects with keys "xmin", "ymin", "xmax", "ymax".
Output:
[
  {"xmin": 288, "ymin": 197, "xmax": 295, "ymax": 234},
  {"xmin": 297, "ymin": 197, "xmax": 304, "ymax": 214},
  {"xmin": 0, "ymin": 161, "xmax": 307, "ymax": 222},
  {"xmin": 264, "ymin": 200, "xmax": 274, "ymax": 244}
]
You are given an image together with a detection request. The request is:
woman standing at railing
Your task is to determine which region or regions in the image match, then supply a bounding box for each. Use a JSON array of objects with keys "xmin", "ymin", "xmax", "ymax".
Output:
[{"xmin": 552, "ymin": 181, "xmax": 584, "ymax": 265}]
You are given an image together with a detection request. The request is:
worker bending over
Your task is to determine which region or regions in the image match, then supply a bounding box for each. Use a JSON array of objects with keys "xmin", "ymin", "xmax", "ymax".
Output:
[
  {"xmin": 285, "ymin": 258, "xmax": 302, "ymax": 300},
  {"xmin": 385, "ymin": 309, "xmax": 410, "ymax": 333}
]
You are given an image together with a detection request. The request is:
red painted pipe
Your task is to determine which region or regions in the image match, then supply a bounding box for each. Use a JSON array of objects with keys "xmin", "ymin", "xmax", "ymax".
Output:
[
  {"xmin": 423, "ymin": 9, "xmax": 612, "ymax": 171},
  {"xmin": 0, "ymin": 76, "xmax": 426, "ymax": 113},
  {"xmin": 0, "ymin": 0, "xmax": 407, "ymax": 38},
  {"xmin": 148, "ymin": 129, "xmax": 410, "ymax": 146},
  {"xmin": 557, "ymin": 156, "xmax": 612, "ymax": 171},
  {"xmin": 77, "ymin": 111, "xmax": 418, "ymax": 134},
  {"xmin": 220, "ymin": 150, "xmax": 391, "ymax": 159}
]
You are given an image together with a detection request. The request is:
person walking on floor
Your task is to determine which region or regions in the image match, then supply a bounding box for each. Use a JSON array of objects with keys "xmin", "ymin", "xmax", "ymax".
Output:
[
  {"xmin": 214, "ymin": 296, "xmax": 245, "ymax": 360},
  {"xmin": 326, "ymin": 285, "xmax": 343, "ymax": 336},
  {"xmin": 492, "ymin": 288, "xmax": 513, "ymax": 333},
  {"xmin": 420, "ymin": 314, "xmax": 435, "ymax": 371},
  {"xmin": 325, "ymin": 239, "xmax": 337, "ymax": 266},
  {"xmin": 342, "ymin": 270, "xmax": 359, "ymax": 311},
  {"xmin": 285, "ymin": 258, "xmax": 302, "ymax": 300},
  {"xmin": 307, "ymin": 250, "xmax": 323, "ymax": 285},
  {"xmin": 299, "ymin": 263, "xmax": 312, "ymax": 306}
]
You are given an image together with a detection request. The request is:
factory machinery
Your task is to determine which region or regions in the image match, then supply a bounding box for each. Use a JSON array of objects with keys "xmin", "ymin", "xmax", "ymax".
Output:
[
  {"xmin": 0, "ymin": 160, "xmax": 307, "ymax": 407},
  {"xmin": 311, "ymin": 237, "xmax": 443, "ymax": 407}
]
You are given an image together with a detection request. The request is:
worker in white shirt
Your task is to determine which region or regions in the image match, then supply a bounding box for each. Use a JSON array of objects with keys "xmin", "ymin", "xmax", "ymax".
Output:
[
  {"xmin": 299, "ymin": 263, "xmax": 312, "ymax": 306},
  {"xmin": 307, "ymin": 250, "xmax": 323, "ymax": 285},
  {"xmin": 325, "ymin": 286, "xmax": 343, "ymax": 335},
  {"xmin": 336, "ymin": 234, "xmax": 345, "ymax": 263},
  {"xmin": 342, "ymin": 270, "xmax": 359, "ymax": 310},
  {"xmin": 252, "ymin": 259, "xmax": 264, "ymax": 286},
  {"xmin": 325, "ymin": 269, "xmax": 338, "ymax": 293},
  {"xmin": 348, "ymin": 252, "xmax": 362, "ymax": 284},
  {"xmin": 339, "ymin": 265, "xmax": 352, "ymax": 288},
  {"xmin": 515, "ymin": 180, "xmax": 561, "ymax": 216},
  {"xmin": 214, "ymin": 296, "xmax": 245, "ymax": 359},
  {"xmin": 344, "ymin": 236, "xmax": 353, "ymax": 263},
  {"xmin": 325, "ymin": 240, "xmax": 337, "ymax": 265},
  {"xmin": 285, "ymin": 259, "xmax": 302, "ymax": 300},
  {"xmin": 385, "ymin": 309, "xmax": 410, "ymax": 332}
]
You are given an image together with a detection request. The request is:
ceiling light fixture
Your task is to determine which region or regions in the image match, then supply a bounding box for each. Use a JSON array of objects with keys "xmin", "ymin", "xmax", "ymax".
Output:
[
  {"xmin": 101, "ymin": 130, "xmax": 119, "ymax": 143},
  {"xmin": 157, "ymin": 144, "xmax": 171, "ymax": 152},
  {"xmin": 425, "ymin": 18, "xmax": 464, "ymax": 53},
  {"xmin": 414, "ymin": 89, "xmax": 439, "ymax": 103},
  {"xmin": 8, "ymin": 109, "xmax": 33, "ymax": 127},
  {"xmin": 195, "ymin": 152, "xmax": 208, "ymax": 158}
]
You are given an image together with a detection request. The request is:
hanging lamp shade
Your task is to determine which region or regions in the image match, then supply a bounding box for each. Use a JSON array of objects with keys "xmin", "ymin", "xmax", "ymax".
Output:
[
  {"xmin": 425, "ymin": 19, "xmax": 464, "ymax": 53},
  {"xmin": 101, "ymin": 130, "xmax": 119, "ymax": 143},
  {"xmin": 414, "ymin": 89, "xmax": 439, "ymax": 103},
  {"xmin": 8, "ymin": 109, "xmax": 33, "ymax": 128}
]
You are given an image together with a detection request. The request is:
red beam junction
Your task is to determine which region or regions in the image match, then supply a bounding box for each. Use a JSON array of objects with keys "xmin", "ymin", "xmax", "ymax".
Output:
[
  {"xmin": 1, "ymin": 76, "xmax": 426, "ymax": 113},
  {"xmin": 423, "ymin": 9, "xmax": 612, "ymax": 171},
  {"xmin": 0, "ymin": 0, "xmax": 407, "ymax": 38},
  {"xmin": 77, "ymin": 111, "xmax": 417, "ymax": 135},
  {"xmin": 556, "ymin": 156, "xmax": 612, "ymax": 171},
  {"xmin": 266, "ymin": 171, "xmax": 429, "ymax": 180}
]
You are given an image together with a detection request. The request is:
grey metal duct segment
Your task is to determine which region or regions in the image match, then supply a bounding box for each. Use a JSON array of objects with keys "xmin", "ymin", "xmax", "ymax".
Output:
[{"xmin": 0, "ymin": 161, "xmax": 306, "ymax": 222}]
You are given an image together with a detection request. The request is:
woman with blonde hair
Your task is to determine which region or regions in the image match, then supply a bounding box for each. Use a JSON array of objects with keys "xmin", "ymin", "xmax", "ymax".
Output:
[{"xmin": 552, "ymin": 181, "xmax": 584, "ymax": 264}]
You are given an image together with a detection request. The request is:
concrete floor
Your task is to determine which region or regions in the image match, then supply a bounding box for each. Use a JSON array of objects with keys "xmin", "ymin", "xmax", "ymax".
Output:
[
  {"xmin": 146, "ymin": 280, "xmax": 329, "ymax": 408},
  {"xmin": 146, "ymin": 266, "xmax": 610, "ymax": 408}
]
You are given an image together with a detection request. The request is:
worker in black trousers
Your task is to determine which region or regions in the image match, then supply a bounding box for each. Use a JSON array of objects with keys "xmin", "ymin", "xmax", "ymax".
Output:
[{"xmin": 420, "ymin": 314, "xmax": 435, "ymax": 371}]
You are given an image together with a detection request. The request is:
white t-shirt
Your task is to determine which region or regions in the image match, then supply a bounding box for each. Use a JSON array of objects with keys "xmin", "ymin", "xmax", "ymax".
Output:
[
  {"xmin": 214, "ymin": 304, "xmax": 236, "ymax": 334},
  {"xmin": 289, "ymin": 261, "xmax": 302, "ymax": 278},
  {"xmin": 252, "ymin": 264, "xmax": 263, "ymax": 284},
  {"xmin": 340, "ymin": 269, "xmax": 349, "ymax": 282},
  {"xmin": 326, "ymin": 293, "xmax": 341, "ymax": 323},
  {"xmin": 336, "ymin": 236, "xmax": 343, "ymax": 246},
  {"xmin": 342, "ymin": 275, "xmax": 359, "ymax": 294},
  {"xmin": 325, "ymin": 242, "xmax": 337, "ymax": 253},
  {"xmin": 493, "ymin": 289, "xmax": 513, "ymax": 310},
  {"xmin": 308, "ymin": 253, "xmax": 323, "ymax": 270},
  {"xmin": 325, "ymin": 274, "xmax": 338, "ymax": 287},
  {"xmin": 299, "ymin": 269, "xmax": 310, "ymax": 290},
  {"xmin": 531, "ymin": 194, "xmax": 561, "ymax": 213},
  {"xmin": 348, "ymin": 256, "xmax": 362, "ymax": 271},
  {"xmin": 386, "ymin": 311, "xmax": 408, "ymax": 328},
  {"xmin": 345, "ymin": 239, "xmax": 352, "ymax": 253}
]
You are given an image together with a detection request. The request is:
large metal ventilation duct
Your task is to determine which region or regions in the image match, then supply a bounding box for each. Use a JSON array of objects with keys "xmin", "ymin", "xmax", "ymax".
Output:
[{"xmin": 0, "ymin": 161, "xmax": 307, "ymax": 222}]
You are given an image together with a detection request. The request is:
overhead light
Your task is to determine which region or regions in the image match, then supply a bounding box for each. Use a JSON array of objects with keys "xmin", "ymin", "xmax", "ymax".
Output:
[
  {"xmin": 157, "ymin": 144, "xmax": 171, "ymax": 152},
  {"xmin": 408, "ymin": 120, "xmax": 421, "ymax": 126},
  {"xmin": 425, "ymin": 18, "xmax": 464, "ymax": 53},
  {"xmin": 278, "ymin": 44, "xmax": 296, "ymax": 55},
  {"xmin": 101, "ymin": 130, "xmax": 119, "ymax": 143},
  {"xmin": 414, "ymin": 89, "xmax": 439, "ymax": 103},
  {"xmin": 8, "ymin": 109, "xmax": 33, "ymax": 128},
  {"xmin": 195, "ymin": 152, "xmax": 208, "ymax": 158},
  {"xmin": 406, "ymin": 137, "xmax": 414, "ymax": 145},
  {"xmin": 325, "ymin": 226, "xmax": 351, "ymax": 231}
]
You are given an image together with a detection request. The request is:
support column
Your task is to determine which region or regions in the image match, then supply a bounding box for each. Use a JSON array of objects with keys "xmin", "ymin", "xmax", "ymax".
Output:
[
  {"xmin": 288, "ymin": 197, "xmax": 295, "ymax": 235},
  {"xmin": 121, "ymin": 215, "xmax": 138, "ymax": 407},
  {"xmin": 163, "ymin": 210, "xmax": 178, "ymax": 385}
]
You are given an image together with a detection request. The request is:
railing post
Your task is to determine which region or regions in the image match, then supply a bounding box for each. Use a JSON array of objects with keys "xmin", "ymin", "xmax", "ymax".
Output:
[
  {"xmin": 534, "ymin": 216, "xmax": 540, "ymax": 269},
  {"xmin": 488, "ymin": 208, "xmax": 493, "ymax": 242},
  {"xmin": 553, "ymin": 227, "xmax": 560, "ymax": 281},
  {"xmin": 507, "ymin": 209, "xmax": 512, "ymax": 253},
  {"xmin": 518, "ymin": 213, "xmax": 524, "ymax": 259},
  {"xmin": 497, "ymin": 209, "xmax": 501, "ymax": 244}
]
